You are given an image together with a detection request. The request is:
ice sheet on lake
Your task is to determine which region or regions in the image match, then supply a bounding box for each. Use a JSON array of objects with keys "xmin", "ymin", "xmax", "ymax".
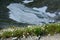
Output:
[{"xmin": 7, "ymin": 3, "xmax": 55, "ymax": 24}]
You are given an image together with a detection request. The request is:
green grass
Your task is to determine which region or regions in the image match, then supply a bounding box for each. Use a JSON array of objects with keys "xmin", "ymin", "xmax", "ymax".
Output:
[
  {"xmin": 2, "ymin": 31, "xmax": 12, "ymax": 38},
  {"xmin": 12, "ymin": 29, "xmax": 23, "ymax": 37},
  {"xmin": 0, "ymin": 23, "xmax": 60, "ymax": 38},
  {"xmin": 44, "ymin": 23, "xmax": 60, "ymax": 35}
]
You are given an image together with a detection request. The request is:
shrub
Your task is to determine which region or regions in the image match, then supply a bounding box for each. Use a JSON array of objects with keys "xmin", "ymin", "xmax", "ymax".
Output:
[
  {"xmin": 2, "ymin": 31, "xmax": 12, "ymax": 38},
  {"xmin": 44, "ymin": 23, "xmax": 60, "ymax": 35},
  {"xmin": 12, "ymin": 29, "xmax": 23, "ymax": 37},
  {"xmin": 32, "ymin": 27, "xmax": 43, "ymax": 36},
  {"xmin": 23, "ymin": 27, "xmax": 35, "ymax": 37}
]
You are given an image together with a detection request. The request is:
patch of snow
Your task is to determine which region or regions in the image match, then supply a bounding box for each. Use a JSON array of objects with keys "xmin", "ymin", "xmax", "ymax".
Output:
[
  {"xmin": 46, "ymin": 12, "xmax": 56, "ymax": 17},
  {"xmin": 33, "ymin": 6, "xmax": 47, "ymax": 13},
  {"xmin": 23, "ymin": 0, "xmax": 33, "ymax": 3}
]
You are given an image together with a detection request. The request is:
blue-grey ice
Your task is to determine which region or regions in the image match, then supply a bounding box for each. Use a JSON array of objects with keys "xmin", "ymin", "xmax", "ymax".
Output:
[{"xmin": 7, "ymin": 3, "xmax": 55, "ymax": 24}]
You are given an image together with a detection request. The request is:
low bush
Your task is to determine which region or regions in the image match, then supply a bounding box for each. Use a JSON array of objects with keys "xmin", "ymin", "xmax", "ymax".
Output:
[
  {"xmin": 12, "ymin": 29, "xmax": 23, "ymax": 37},
  {"xmin": 0, "ymin": 23, "xmax": 60, "ymax": 38},
  {"xmin": 44, "ymin": 23, "xmax": 60, "ymax": 35},
  {"xmin": 2, "ymin": 31, "xmax": 12, "ymax": 38}
]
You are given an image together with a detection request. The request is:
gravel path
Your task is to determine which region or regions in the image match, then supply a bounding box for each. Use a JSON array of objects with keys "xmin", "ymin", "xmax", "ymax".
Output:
[
  {"xmin": 0, "ymin": 34, "xmax": 60, "ymax": 40},
  {"xmin": 24, "ymin": 34, "xmax": 60, "ymax": 40},
  {"xmin": 40, "ymin": 34, "xmax": 60, "ymax": 40}
]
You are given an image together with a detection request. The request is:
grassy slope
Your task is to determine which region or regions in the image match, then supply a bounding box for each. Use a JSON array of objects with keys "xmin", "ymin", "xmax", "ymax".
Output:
[{"xmin": 0, "ymin": 23, "xmax": 60, "ymax": 38}]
